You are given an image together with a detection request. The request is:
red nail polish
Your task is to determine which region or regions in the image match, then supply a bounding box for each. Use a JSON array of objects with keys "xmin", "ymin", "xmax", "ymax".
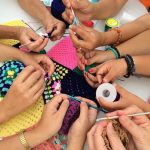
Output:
[{"xmin": 89, "ymin": 69, "xmax": 93, "ymax": 73}]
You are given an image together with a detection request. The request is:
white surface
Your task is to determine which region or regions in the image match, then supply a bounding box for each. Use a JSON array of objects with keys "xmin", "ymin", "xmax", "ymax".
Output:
[{"xmin": 0, "ymin": 0, "xmax": 149, "ymax": 101}]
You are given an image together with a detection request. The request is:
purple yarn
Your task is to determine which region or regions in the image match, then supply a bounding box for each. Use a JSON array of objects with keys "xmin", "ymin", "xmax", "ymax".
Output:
[{"xmin": 59, "ymin": 98, "xmax": 80, "ymax": 135}]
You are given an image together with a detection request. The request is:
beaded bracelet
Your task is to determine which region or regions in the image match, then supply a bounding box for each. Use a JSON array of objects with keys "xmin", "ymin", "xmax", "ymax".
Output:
[
  {"xmin": 109, "ymin": 28, "xmax": 122, "ymax": 46},
  {"xmin": 123, "ymin": 54, "xmax": 135, "ymax": 78}
]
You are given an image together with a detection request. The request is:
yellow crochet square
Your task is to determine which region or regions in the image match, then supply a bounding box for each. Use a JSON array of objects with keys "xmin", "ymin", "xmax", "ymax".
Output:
[
  {"xmin": 0, "ymin": 96, "xmax": 44, "ymax": 138},
  {"xmin": 0, "ymin": 20, "xmax": 27, "ymax": 46}
]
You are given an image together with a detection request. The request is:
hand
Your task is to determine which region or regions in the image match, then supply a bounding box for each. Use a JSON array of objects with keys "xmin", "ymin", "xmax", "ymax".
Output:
[
  {"xmin": 44, "ymin": 17, "xmax": 66, "ymax": 41},
  {"xmin": 84, "ymin": 50, "xmax": 115, "ymax": 65},
  {"xmin": 97, "ymin": 84, "xmax": 147, "ymax": 111},
  {"xmin": 19, "ymin": 53, "xmax": 55, "ymax": 76},
  {"xmin": 2, "ymin": 66, "xmax": 45, "ymax": 122},
  {"xmin": 87, "ymin": 121, "xmax": 127, "ymax": 150},
  {"xmin": 94, "ymin": 59, "xmax": 127, "ymax": 83},
  {"xmin": 69, "ymin": 24, "xmax": 106, "ymax": 51},
  {"xmin": 37, "ymin": 94, "xmax": 69, "ymax": 139},
  {"xmin": 67, "ymin": 97, "xmax": 97, "ymax": 150},
  {"xmin": 106, "ymin": 105, "xmax": 150, "ymax": 150},
  {"xmin": 17, "ymin": 27, "xmax": 49, "ymax": 52},
  {"xmin": 62, "ymin": 0, "xmax": 94, "ymax": 23}
]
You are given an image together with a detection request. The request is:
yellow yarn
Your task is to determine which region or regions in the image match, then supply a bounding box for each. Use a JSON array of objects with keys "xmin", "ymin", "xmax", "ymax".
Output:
[
  {"xmin": 0, "ymin": 20, "xmax": 27, "ymax": 46},
  {"xmin": 0, "ymin": 96, "xmax": 44, "ymax": 138}
]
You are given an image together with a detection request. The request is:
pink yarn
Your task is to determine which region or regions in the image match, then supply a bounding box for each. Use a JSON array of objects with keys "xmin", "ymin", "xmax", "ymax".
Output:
[{"xmin": 47, "ymin": 36, "xmax": 78, "ymax": 70}]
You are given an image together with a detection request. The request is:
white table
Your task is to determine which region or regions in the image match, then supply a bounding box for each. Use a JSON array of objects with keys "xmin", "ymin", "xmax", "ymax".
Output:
[{"xmin": 0, "ymin": 0, "xmax": 149, "ymax": 101}]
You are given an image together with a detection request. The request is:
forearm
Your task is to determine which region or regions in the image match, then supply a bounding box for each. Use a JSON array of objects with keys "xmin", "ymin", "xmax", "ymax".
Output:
[
  {"xmin": 92, "ymin": 0, "xmax": 127, "ymax": 20},
  {"xmin": 0, "ymin": 44, "xmax": 25, "ymax": 62},
  {"xmin": 133, "ymin": 55, "xmax": 150, "ymax": 76},
  {"xmin": 103, "ymin": 13, "xmax": 150, "ymax": 45},
  {"xmin": 0, "ymin": 25, "xmax": 20, "ymax": 40},
  {"xmin": 18, "ymin": 0, "xmax": 53, "ymax": 26},
  {"xmin": 67, "ymin": 137, "xmax": 86, "ymax": 150},
  {"xmin": 116, "ymin": 30, "xmax": 150, "ymax": 57},
  {"xmin": 0, "ymin": 127, "xmax": 48, "ymax": 150}
]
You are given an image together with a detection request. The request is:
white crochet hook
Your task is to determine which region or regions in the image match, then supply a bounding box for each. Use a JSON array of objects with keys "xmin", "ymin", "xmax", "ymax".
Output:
[{"xmin": 96, "ymin": 112, "xmax": 150, "ymax": 122}]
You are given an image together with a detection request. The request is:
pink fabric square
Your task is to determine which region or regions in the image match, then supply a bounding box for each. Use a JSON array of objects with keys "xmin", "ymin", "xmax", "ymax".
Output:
[{"xmin": 47, "ymin": 36, "xmax": 78, "ymax": 70}]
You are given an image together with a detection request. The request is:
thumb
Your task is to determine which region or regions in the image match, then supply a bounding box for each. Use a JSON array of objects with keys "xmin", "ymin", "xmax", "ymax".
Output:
[
  {"xmin": 31, "ymin": 61, "xmax": 45, "ymax": 75},
  {"xmin": 79, "ymin": 102, "xmax": 88, "ymax": 121},
  {"xmin": 103, "ymin": 70, "xmax": 115, "ymax": 83},
  {"xmin": 119, "ymin": 115, "xmax": 141, "ymax": 138},
  {"xmin": 57, "ymin": 99, "xmax": 69, "ymax": 122},
  {"xmin": 114, "ymin": 84, "xmax": 126, "ymax": 96},
  {"xmin": 87, "ymin": 54, "xmax": 98, "ymax": 65}
]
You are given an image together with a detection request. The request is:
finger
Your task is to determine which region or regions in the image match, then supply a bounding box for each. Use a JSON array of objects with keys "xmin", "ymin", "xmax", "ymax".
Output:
[
  {"xmin": 32, "ymin": 84, "xmax": 45, "ymax": 102},
  {"xmin": 27, "ymin": 38, "xmax": 44, "ymax": 51},
  {"xmin": 87, "ymin": 125, "xmax": 97, "ymax": 150},
  {"xmin": 98, "ymin": 97, "xmax": 122, "ymax": 111},
  {"xmin": 62, "ymin": 0, "xmax": 71, "ymax": 8},
  {"xmin": 39, "ymin": 55, "xmax": 55, "ymax": 75},
  {"xmin": 119, "ymin": 115, "xmax": 142, "ymax": 138},
  {"xmin": 79, "ymin": 102, "xmax": 88, "ymax": 121},
  {"xmin": 30, "ymin": 75, "xmax": 45, "ymax": 96},
  {"xmin": 33, "ymin": 38, "xmax": 49, "ymax": 52},
  {"xmin": 84, "ymin": 73, "xmax": 97, "ymax": 88},
  {"xmin": 114, "ymin": 84, "xmax": 128, "ymax": 96},
  {"xmin": 70, "ymin": 25, "xmax": 89, "ymax": 40},
  {"xmin": 57, "ymin": 99, "xmax": 69, "ymax": 121},
  {"xmin": 88, "ymin": 66, "xmax": 99, "ymax": 74},
  {"xmin": 24, "ymin": 70, "xmax": 43, "ymax": 88},
  {"xmin": 94, "ymin": 122, "xmax": 108, "ymax": 150},
  {"xmin": 107, "ymin": 122, "xmax": 126, "ymax": 150},
  {"xmin": 15, "ymin": 66, "xmax": 35, "ymax": 82},
  {"xmin": 102, "ymin": 69, "xmax": 115, "ymax": 83},
  {"xmin": 86, "ymin": 72, "xmax": 98, "ymax": 83},
  {"xmin": 62, "ymin": 9, "xmax": 73, "ymax": 24},
  {"xmin": 50, "ymin": 94, "xmax": 69, "ymax": 108}
]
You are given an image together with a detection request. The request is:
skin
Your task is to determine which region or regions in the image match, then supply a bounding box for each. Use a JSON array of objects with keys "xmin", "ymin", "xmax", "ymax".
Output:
[
  {"xmin": 62, "ymin": 0, "xmax": 127, "ymax": 23},
  {"xmin": 18, "ymin": 0, "xmax": 66, "ymax": 41},
  {"xmin": 0, "ymin": 25, "xmax": 48, "ymax": 52}
]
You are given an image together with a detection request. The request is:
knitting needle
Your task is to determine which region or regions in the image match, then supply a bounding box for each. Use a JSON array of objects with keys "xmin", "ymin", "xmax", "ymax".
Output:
[{"xmin": 96, "ymin": 112, "xmax": 150, "ymax": 122}]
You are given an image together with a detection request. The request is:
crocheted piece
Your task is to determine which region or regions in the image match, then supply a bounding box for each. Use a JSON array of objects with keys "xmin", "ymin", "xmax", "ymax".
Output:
[
  {"xmin": 0, "ymin": 60, "xmax": 44, "ymax": 137},
  {"xmin": 59, "ymin": 98, "xmax": 80, "ymax": 135},
  {"xmin": 44, "ymin": 60, "xmax": 97, "ymax": 104},
  {"xmin": 102, "ymin": 120, "xmax": 129, "ymax": 150},
  {"xmin": 0, "ymin": 20, "xmax": 27, "ymax": 46},
  {"xmin": 47, "ymin": 36, "xmax": 78, "ymax": 70}
]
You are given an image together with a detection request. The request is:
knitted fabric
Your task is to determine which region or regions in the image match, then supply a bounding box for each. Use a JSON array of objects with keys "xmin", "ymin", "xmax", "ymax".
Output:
[
  {"xmin": 59, "ymin": 98, "xmax": 80, "ymax": 135},
  {"xmin": 47, "ymin": 36, "xmax": 78, "ymax": 70},
  {"xmin": 0, "ymin": 60, "xmax": 44, "ymax": 137}
]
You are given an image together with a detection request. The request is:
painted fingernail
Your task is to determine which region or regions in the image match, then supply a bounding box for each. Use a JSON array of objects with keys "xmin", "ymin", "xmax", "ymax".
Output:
[{"xmin": 89, "ymin": 69, "xmax": 94, "ymax": 73}]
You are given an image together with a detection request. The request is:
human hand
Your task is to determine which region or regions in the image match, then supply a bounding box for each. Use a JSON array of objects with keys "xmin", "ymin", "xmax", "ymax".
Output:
[
  {"xmin": 67, "ymin": 97, "xmax": 97, "ymax": 150},
  {"xmin": 17, "ymin": 27, "xmax": 49, "ymax": 52},
  {"xmin": 20, "ymin": 53, "xmax": 55, "ymax": 76},
  {"xmin": 92, "ymin": 59, "xmax": 127, "ymax": 83},
  {"xmin": 2, "ymin": 66, "xmax": 45, "ymax": 122},
  {"xmin": 62, "ymin": 0, "xmax": 94, "ymax": 23},
  {"xmin": 84, "ymin": 50, "xmax": 115, "ymax": 65},
  {"xmin": 44, "ymin": 17, "xmax": 66, "ymax": 41},
  {"xmin": 69, "ymin": 24, "xmax": 106, "ymax": 51},
  {"xmin": 88, "ymin": 120, "xmax": 128, "ymax": 150},
  {"xmin": 37, "ymin": 94, "xmax": 69, "ymax": 140},
  {"xmin": 106, "ymin": 105, "xmax": 150, "ymax": 150},
  {"xmin": 98, "ymin": 84, "xmax": 147, "ymax": 111}
]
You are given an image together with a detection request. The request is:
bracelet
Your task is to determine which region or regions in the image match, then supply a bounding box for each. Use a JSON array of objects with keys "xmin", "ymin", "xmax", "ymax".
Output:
[
  {"xmin": 106, "ymin": 46, "xmax": 120, "ymax": 59},
  {"xmin": 18, "ymin": 131, "xmax": 30, "ymax": 150},
  {"xmin": 123, "ymin": 54, "xmax": 135, "ymax": 78},
  {"xmin": 109, "ymin": 28, "xmax": 122, "ymax": 46}
]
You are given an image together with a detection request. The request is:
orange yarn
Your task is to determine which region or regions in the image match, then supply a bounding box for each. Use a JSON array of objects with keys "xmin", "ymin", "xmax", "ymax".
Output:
[{"xmin": 140, "ymin": 0, "xmax": 150, "ymax": 7}]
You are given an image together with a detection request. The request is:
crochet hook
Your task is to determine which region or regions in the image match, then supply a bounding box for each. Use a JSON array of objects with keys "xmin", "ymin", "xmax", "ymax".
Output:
[{"xmin": 96, "ymin": 112, "xmax": 150, "ymax": 122}]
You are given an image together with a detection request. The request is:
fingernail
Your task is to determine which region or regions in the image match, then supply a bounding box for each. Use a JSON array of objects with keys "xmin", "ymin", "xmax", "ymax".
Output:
[
  {"xmin": 69, "ymin": 25, "xmax": 72, "ymax": 29},
  {"xmin": 103, "ymin": 78, "xmax": 108, "ymax": 83},
  {"xmin": 107, "ymin": 122, "xmax": 113, "ymax": 129},
  {"xmin": 89, "ymin": 68, "xmax": 94, "ymax": 73}
]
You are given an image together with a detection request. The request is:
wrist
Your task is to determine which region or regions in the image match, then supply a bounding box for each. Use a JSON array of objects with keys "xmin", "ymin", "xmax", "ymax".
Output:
[
  {"xmin": 67, "ymin": 136, "xmax": 86, "ymax": 150},
  {"xmin": 41, "ymin": 14, "xmax": 55, "ymax": 27},
  {"xmin": 119, "ymin": 58, "xmax": 128, "ymax": 76}
]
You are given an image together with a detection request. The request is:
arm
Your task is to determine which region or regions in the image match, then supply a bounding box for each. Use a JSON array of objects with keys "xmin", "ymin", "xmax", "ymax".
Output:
[
  {"xmin": 0, "ymin": 25, "xmax": 20, "ymax": 39},
  {"xmin": 18, "ymin": 0, "xmax": 66, "ymax": 41},
  {"xmin": 92, "ymin": 0, "xmax": 128, "ymax": 20},
  {"xmin": 18, "ymin": 0, "xmax": 53, "ymax": 27}
]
